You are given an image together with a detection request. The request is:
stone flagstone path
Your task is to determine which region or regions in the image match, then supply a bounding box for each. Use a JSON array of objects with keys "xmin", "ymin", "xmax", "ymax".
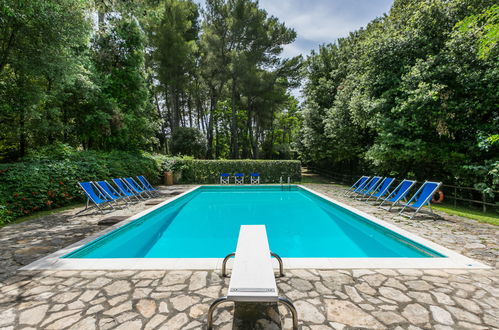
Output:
[
  {"xmin": 1, "ymin": 268, "xmax": 498, "ymax": 329},
  {"xmin": 0, "ymin": 183, "xmax": 497, "ymax": 329}
]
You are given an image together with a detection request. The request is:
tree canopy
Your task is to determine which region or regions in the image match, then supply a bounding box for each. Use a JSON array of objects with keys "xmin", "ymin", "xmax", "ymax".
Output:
[
  {"xmin": 297, "ymin": 0, "xmax": 498, "ymax": 190},
  {"xmin": 1, "ymin": 0, "xmax": 497, "ymax": 191},
  {"xmin": 0, "ymin": 0, "xmax": 301, "ymax": 161}
]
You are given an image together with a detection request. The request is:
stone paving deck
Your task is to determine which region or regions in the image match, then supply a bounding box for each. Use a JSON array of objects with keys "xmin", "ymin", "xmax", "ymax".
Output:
[{"xmin": 0, "ymin": 183, "xmax": 498, "ymax": 329}]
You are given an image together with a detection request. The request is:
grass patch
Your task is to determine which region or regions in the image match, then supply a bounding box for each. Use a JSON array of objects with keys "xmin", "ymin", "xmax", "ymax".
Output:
[
  {"xmin": 300, "ymin": 175, "xmax": 331, "ymax": 184},
  {"xmin": 432, "ymin": 204, "xmax": 498, "ymax": 226},
  {"xmin": 0, "ymin": 203, "xmax": 84, "ymax": 229}
]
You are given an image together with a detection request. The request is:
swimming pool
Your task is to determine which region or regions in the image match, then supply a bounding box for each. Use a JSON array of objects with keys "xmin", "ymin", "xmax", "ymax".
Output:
[
  {"xmin": 65, "ymin": 185, "xmax": 441, "ymax": 259},
  {"xmin": 22, "ymin": 185, "xmax": 488, "ymax": 270}
]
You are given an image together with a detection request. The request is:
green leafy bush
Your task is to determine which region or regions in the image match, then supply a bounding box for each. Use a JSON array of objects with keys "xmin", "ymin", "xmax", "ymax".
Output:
[
  {"xmin": 173, "ymin": 159, "xmax": 301, "ymax": 183},
  {"xmin": 171, "ymin": 127, "xmax": 207, "ymax": 158},
  {"xmin": 0, "ymin": 149, "xmax": 168, "ymax": 224}
]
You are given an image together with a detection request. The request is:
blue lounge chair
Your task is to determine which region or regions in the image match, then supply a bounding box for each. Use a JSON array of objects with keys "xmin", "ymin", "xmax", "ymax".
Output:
[
  {"xmin": 95, "ymin": 180, "xmax": 130, "ymax": 206},
  {"xmin": 250, "ymin": 173, "xmax": 260, "ymax": 184},
  {"xmin": 112, "ymin": 178, "xmax": 142, "ymax": 201},
  {"xmin": 399, "ymin": 181, "xmax": 442, "ymax": 219},
  {"xmin": 347, "ymin": 176, "xmax": 377, "ymax": 197},
  {"xmin": 379, "ymin": 179, "xmax": 417, "ymax": 211},
  {"xmin": 352, "ymin": 176, "xmax": 383, "ymax": 199},
  {"xmin": 137, "ymin": 175, "xmax": 160, "ymax": 197},
  {"xmin": 365, "ymin": 177, "xmax": 395, "ymax": 202},
  {"xmin": 344, "ymin": 176, "xmax": 370, "ymax": 196},
  {"xmin": 234, "ymin": 173, "xmax": 244, "ymax": 184},
  {"xmin": 220, "ymin": 173, "xmax": 230, "ymax": 184},
  {"xmin": 124, "ymin": 177, "xmax": 153, "ymax": 198},
  {"xmin": 78, "ymin": 181, "xmax": 115, "ymax": 214}
]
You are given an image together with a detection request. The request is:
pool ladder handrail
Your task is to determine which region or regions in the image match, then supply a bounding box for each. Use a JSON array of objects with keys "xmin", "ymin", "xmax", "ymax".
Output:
[{"xmin": 280, "ymin": 176, "xmax": 292, "ymax": 191}]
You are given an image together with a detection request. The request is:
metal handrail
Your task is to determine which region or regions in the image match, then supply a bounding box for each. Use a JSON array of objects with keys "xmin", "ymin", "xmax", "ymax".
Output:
[
  {"xmin": 278, "ymin": 297, "xmax": 299, "ymax": 330},
  {"xmin": 221, "ymin": 253, "xmax": 235, "ymax": 277},
  {"xmin": 222, "ymin": 252, "xmax": 285, "ymax": 278},
  {"xmin": 207, "ymin": 296, "xmax": 298, "ymax": 330},
  {"xmin": 270, "ymin": 252, "xmax": 285, "ymax": 277},
  {"xmin": 207, "ymin": 296, "xmax": 229, "ymax": 330}
]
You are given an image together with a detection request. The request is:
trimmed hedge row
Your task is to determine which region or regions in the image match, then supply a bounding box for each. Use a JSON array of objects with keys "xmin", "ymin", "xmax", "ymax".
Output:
[
  {"xmin": 0, "ymin": 151, "xmax": 168, "ymax": 224},
  {"xmin": 174, "ymin": 159, "xmax": 301, "ymax": 184},
  {"xmin": 0, "ymin": 153, "xmax": 301, "ymax": 224}
]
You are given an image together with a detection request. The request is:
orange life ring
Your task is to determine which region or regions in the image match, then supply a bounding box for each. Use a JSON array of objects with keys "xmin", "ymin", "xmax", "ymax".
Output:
[{"xmin": 432, "ymin": 190, "xmax": 444, "ymax": 204}]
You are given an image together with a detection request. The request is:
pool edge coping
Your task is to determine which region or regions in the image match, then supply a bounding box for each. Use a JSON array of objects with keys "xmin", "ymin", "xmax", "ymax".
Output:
[{"xmin": 20, "ymin": 184, "xmax": 491, "ymax": 271}]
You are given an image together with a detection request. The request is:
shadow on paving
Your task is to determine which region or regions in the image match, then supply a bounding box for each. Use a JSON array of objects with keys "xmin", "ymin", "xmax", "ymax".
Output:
[{"xmin": 0, "ymin": 186, "xmax": 190, "ymax": 281}]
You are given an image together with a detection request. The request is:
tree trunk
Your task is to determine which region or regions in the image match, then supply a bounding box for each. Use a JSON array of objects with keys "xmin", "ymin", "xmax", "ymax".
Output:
[
  {"xmin": 248, "ymin": 114, "xmax": 257, "ymax": 159},
  {"xmin": 169, "ymin": 86, "xmax": 179, "ymax": 132},
  {"xmin": 246, "ymin": 107, "xmax": 255, "ymax": 159},
  {"xmin": 98, "ymin": 10, "xmax": 105, "ymax": 33},
  {"xmin": 230, "ymin": 76, "xmax": 238, "ymax": 159},
  {"xmin": 206, "ymin": 92, "xmax": 215, "ymax": 159},
  {"xmin": 187, "ymin": 94, "xmax": 193, "ymax": 127},
  {"xmin": 0, "ymin": 28, "xmax": 17, "ymax": 72},
  {"xmin": 19, "ymin": 106, "xmax": 26, "ymax": 158},
  {"xmin": 215, "ymin": 120, "xmax": 220, "ymax": 159},
  {"xmin": 153, "ymin": 90, "xmax": 167, "ymax": 153}
]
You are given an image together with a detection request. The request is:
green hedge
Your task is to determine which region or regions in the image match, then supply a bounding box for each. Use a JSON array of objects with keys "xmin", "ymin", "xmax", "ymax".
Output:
[
  {"xmin": 0, "ymin": 151, "xmax": 301, "ymax": 224},
  {"xmin": 0, "ymin": 150, "xmax": 168, "ymax": 224},
  {"xmin": 174, "ymin": 159, "xmax": 301, "ymax": 184}
]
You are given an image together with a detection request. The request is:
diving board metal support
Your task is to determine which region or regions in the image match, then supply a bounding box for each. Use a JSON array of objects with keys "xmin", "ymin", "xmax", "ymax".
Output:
[
  {"xmin": 222, "ymin": 252, "xmax": 285, "ymax": 278},
  {"xmin": 209, "ymin": 225, "xmax": 297, "ymax": 330}
]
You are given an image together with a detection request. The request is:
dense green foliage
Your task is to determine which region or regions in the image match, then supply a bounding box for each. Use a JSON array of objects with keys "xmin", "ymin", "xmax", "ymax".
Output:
[
  {"xmin": 0, "ymin": 0, "xmax": 158, "ymax": 157},
  {"xmin": 170, "ymin": 127, "xmax": 207, "ymax": 158},
  {"xmin": 0, "ymin": 0, "xmax": 301, "ymax": 161},
  {"xmin": 0, "ymin": 152, "xmax": 301, "ymax": 223},
  {"xmin": 1, "ymin": 0, "xmax": 497, "ymax": 221},
  {"xmin": 0, "ymin": 146, "xmax": 167, "ymax": 223},
  {"xmin": 298, "ymin": 0, "xmax": 498, "ymax": 192},
  {"xmin": 174, "ymin": 159, "xmax": 301, "ymax": 183}
]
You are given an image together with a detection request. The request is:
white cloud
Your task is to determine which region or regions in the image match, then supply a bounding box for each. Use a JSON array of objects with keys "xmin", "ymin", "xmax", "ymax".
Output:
[
  {"xmin": 259, "ymin": 0, "xmax": 393, "ymax": 58},
  {"xmin": 281, "ymin": 42, "xmax": 305, "ymax": 58}
]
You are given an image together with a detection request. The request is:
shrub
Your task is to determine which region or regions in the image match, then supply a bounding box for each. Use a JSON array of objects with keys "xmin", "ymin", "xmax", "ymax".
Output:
[
  {"xmin": 171, "ymin": 127, "xmax": 207, "ymax": 158},
  {"xmin": 173, "ymin": 159, "xmax": 301, "ymax": 183},
  {"xmin": 0, "ymin": 150, "xmax": 169, "ymax": 224}
]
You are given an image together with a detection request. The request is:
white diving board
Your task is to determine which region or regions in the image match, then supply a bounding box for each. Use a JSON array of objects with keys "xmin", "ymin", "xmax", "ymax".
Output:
[
  {"xmin": 207, "ymin": 225, "xmax": 298, "ymax": 329},
  {"xmin": 228, "ymin": 225, "xmax": 278, "ymax": 302}
]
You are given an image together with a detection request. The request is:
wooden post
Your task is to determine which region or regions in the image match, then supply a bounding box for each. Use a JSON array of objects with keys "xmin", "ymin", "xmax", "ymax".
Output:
[
  {"xmin": 454, "ymin": 187, "xmax": 457, "ymax": 207},
  {"xmin": 482, "ymin": 192, "xmax": 487, "ymax": 213}
]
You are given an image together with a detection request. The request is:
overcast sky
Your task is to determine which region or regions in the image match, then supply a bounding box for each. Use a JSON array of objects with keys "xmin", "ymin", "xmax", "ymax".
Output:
[{"xmin": 258, "ymin": 0, "xmax": 393, "ymax": 58}]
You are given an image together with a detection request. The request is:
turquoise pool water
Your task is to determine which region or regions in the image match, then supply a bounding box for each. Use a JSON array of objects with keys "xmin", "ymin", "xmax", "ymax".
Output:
[{"xmin": 65, "ymin": 186, "xmax": 444, "ymax": 258}]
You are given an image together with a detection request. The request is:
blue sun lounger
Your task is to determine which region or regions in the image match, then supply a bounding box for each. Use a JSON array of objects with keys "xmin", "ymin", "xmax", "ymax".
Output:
[
  {"xmin": 137, "ymin": 175, "xmax": 160, "ymax": 197},
  {"xmin": 112, "ymin": 178, "xmax": 142, "ymax": 201},
  {"xmin": 348, "ymin": 176, "xmax": 378, "ymax": 197},
  {"xmin": 95, "ymin": 180, "xmax": 130, "ymax": 206},
  {"xmin": 353, "ymin": 176, "xmax": 383, "ymax": 199},
  {"xmin": 344, "ymin": 176, "xmax": 370, "ymax": 196},
  {"xmin": 124, "ymin": 177, "xmax": 153, "ymax": 198},
  {"xmin": 399, "ymin": 181, "xmax": 442, "ymax": 219},
  {"xmin": 78, "ymin": 181, "xmax": 115, "ymax": 214},
  {"xmin": 365, "ymin": 177, "xmax": 395, "ymax": 202},
  {"xmin": 378, "ymin": 179, "xmax": 417, "ymax": 211}
]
